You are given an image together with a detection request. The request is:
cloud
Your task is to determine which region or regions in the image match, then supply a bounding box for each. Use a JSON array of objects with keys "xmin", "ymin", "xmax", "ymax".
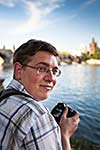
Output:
[
  {"xmin": 0, "ymin": 0, "xmax": 65, "ymax": 36},
  {"xmin": 0, "ymin": 0, "xmax": 17, "ymax": 7},
  {"xmin": 84, "ymin": 0, "xmax": 97, "ymax": 6},
  {"xmin": 14, "ymin": 0, "xmax": 64, "ymax": 34},
  {"xmin": 80, "ymin": 0, "xmax": 97, "ymax": 10},
  {"xmin": 0, "ymin": 0, "xmax": 65, "ymax": 48},
  {"xmin": 70, "ymin": 0, "xmax": 97, "ymax": 19}
]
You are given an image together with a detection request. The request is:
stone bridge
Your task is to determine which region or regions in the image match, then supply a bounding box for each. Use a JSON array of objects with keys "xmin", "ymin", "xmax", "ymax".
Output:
[{"xmin": 0, "ymin": 49, "xmax": 13, "ymax": 67}]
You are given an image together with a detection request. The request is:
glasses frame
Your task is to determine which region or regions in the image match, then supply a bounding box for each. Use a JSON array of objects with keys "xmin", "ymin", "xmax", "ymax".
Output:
[{"xmin": 22, "ymin": 64, "xmax": 61, "ymax": 77}]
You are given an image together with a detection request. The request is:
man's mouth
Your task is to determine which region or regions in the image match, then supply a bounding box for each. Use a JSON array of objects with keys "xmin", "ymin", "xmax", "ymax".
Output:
[{"xmin": 41, "ymin": 85, "xmax": 53, "ymax": 90}]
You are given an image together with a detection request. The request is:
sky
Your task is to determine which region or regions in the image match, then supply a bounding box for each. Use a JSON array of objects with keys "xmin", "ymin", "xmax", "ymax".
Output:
[{"xmin": 0, "ymin": 0, "xmax": 100, "ymax": 54}]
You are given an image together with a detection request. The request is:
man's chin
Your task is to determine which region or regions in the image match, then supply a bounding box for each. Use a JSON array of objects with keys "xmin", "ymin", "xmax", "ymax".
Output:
[{"xmin": 40, "ymin": 93, "xmax": 50, "ymax": 101}]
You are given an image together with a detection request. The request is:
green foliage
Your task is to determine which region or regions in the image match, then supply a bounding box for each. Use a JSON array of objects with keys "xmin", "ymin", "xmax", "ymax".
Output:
[
  {"xmin": 81, "ymin": 52, "xmax": 90, "ymax": 61},
  {"xmin": 71, "ymin": 136, "xmax": 95, "ymax": 150},
  {"xmin": 91, "ymin": 47, "xmax": 100, "ymax": 59},
  {"xmin": 82, "ymin": 47, "xmax": 100, "ymax": 60}
]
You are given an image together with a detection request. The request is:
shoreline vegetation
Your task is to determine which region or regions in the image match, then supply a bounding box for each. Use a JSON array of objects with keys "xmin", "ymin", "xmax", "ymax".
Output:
[{"xmin": 71, "ymin": 136, "xmax": 97, "ymax": 150}]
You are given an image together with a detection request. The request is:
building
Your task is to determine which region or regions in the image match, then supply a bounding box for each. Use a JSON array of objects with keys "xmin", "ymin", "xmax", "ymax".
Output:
[{"xmin": 89, "ymin": 37, "xmax": 97, "ymax": 55}]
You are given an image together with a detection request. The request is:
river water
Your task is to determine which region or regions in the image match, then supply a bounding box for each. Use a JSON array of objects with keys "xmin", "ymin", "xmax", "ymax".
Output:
[{"xmin": 0, "ymin": 64, "xmax": 100, "ymax": 149}]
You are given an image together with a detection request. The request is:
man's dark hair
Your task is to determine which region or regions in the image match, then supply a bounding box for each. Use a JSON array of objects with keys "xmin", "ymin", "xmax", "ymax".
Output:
[{"xmin": 13, "ymin": 39, "xmax": 59, "ymax": 64}]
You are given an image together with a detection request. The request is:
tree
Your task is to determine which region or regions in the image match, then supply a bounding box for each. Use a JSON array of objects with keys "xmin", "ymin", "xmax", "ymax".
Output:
[
  {"xmin": 81, "ymin": 47, "xmax": 100, "ymax": 60},
  {"xmin": 91, "ymin": 47, "xmax": 100, "ymax": 59}
]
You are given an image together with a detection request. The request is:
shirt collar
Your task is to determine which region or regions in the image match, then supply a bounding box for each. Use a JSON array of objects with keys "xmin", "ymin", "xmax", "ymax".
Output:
[
  {"xmin": 7, "ymin": 79, "xmax": 25, "ymax": 92},
  {"xmin": 6, "ymin": 79, "xmax": 48, "ymax": 114}
]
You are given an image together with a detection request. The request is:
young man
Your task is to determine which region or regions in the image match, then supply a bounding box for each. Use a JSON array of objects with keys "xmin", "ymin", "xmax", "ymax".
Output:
[{"xmin": 0, "ymin": 39, "xmax": 80, "ymax": 150}]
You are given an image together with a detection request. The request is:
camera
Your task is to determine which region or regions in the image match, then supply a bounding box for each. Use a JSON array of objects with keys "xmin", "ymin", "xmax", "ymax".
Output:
[{"xmin": 51, "ymin": 103, "xmax": 77, "ymax": 124}]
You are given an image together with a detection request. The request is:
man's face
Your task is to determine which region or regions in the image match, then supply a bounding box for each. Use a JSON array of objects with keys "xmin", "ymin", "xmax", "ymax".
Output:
[{"xmin": 15, "ymin": 51, "xmax": 59, "ymax": 101}]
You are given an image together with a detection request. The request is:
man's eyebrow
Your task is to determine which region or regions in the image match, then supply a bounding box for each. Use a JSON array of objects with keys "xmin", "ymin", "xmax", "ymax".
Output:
[
  {"xmin": 35, "ymin": 62, "xmax": 58, "ymax": 69},
  {"xmin": 35, "ymin": 62, "xmax": 49, "ymax": 66}
]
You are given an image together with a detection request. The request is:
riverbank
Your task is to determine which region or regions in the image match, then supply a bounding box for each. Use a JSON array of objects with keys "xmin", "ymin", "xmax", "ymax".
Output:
[
  {"xmin": 60, "ymin": 59, "xmax": 100, "ymax": 66},
  {"xmin": 86, "ymin": 59, "xmax": 100, "ymax": 65}
]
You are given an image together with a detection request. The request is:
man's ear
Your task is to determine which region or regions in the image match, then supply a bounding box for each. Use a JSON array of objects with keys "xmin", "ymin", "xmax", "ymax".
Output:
[{"xmin": 13, "ymin": 62, "xmax": 23, "ymax": 80}]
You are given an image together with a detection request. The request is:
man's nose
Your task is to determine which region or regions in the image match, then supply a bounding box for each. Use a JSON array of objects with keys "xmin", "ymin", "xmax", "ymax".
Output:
[{"xmin": 44, "ymin": 70, "xmax": 56, "ymax": 81}]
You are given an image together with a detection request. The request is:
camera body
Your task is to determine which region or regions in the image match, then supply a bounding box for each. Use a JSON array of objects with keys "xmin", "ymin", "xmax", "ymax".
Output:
[{"xmin": 51, "ymin": 103, "xmax": 77, "ymax": 124}]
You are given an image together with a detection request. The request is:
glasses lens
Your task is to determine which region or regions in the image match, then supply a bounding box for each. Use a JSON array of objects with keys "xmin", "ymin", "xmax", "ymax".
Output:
[
  {"xmin": 53, "ymin": 68, "xmax": 61, "ymax": 77},
  {"xmin": 37, "ymin": 66, "xmax": 47, "ymax": 73},
  {"xmin": 36, "ymin": 66, "xmax": 61, "ymax": 77}
]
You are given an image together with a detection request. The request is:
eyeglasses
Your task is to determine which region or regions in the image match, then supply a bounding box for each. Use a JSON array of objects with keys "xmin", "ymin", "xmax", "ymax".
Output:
[{"xmin": 22, "ymin": 64, "xmax": 61, "ymax": 77}]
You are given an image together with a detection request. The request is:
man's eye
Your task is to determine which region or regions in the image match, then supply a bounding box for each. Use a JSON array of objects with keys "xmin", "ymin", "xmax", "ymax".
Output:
[{"xmin": 38, "ymin": 67, "xmax": 47, "ymax": 72}]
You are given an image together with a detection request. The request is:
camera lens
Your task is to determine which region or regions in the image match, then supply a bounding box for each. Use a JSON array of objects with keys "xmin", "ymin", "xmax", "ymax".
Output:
[{"xmin": 67, "ymin": 106, "xmax": 76, "ymax": 118}]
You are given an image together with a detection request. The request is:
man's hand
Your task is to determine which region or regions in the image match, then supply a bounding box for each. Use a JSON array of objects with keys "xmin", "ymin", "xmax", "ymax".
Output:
[{"xmin": 59, "ymin": 107, "xmax": 80, "ymax": 150}]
